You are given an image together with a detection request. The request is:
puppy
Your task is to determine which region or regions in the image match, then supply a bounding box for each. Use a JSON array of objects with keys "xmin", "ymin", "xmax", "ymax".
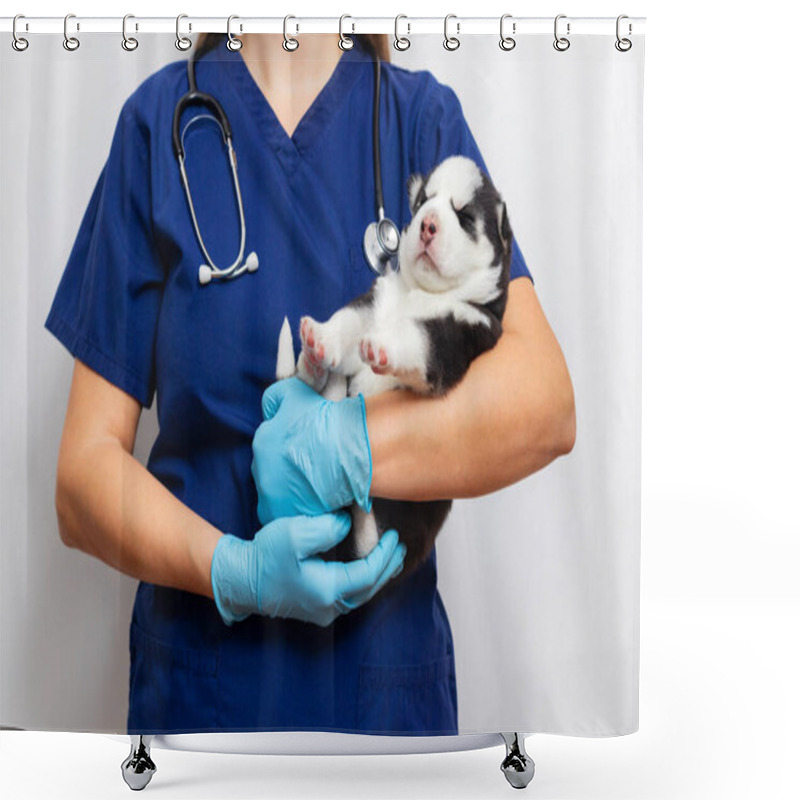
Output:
[{"xmin": 277, "ymin": 155, "xmax": 513, "ymax": 576}]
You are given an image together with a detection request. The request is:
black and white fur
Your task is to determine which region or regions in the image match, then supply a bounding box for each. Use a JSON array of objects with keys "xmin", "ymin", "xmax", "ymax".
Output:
[{"xmin": 277, "ymin": 155, "xmax": 513, "ymax": 576}]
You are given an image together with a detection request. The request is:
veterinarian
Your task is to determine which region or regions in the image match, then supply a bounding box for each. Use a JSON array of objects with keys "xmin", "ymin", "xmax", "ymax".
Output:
[{"xmin": 47, "ymin": 33, "xmax": 574, "ymax": 735}]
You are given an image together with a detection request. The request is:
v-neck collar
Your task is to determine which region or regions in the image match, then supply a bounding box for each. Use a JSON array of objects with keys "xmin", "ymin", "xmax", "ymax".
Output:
[{"xmin": 215, "ymin": 36, "xmax": 373, "ymax": 172}]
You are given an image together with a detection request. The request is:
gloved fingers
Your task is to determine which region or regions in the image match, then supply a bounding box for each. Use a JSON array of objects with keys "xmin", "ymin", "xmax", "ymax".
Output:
[
  {"xmin": 336, "ymin": 536, "xmax": 406, "ymax": 613},
  {"xmin": 261, "ymin": 378, "xmax": 291, "ymax": 421},
  {"xmin": 261, "ymin": 375, "xmax": 319, "ymax": 420},
  {"xmin": 334, "ymin": 529, "xmax": 406, "ymax": 601},
  {"xmin": 293, "ymin": 512, "xmax": 352, "ymax": 560}
]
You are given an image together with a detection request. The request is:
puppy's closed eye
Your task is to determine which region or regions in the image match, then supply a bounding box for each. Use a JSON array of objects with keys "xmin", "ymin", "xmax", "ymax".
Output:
[{"xmin": 452, "ymin": 200, "xmax": 477, "ymax": 235}]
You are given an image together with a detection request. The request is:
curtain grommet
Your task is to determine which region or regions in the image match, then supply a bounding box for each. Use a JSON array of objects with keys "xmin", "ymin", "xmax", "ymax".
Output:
[
  {"xmin": 499, "ymin": 14, "xmax": 516, "ymax": 51},
  {"xmin": 63, "ymin": 13, "xmax": 80, "ymax": 52},
  {"xmin": 283, "ymin": 15, "xmax": 299, "ymax": 52},
  {"xmin": 443, "ymin": 14, "xmax": 460, "ymax": 51},
  {"xmin": 339, "ymin": 15, "xmax": 355, "ymax": 51},
  {"xmin": 121, "ymin": 14, "xmax": 139, "ymax": 52},
  {"xmin": 394, "ymin": 15, "xmax": 411, "ymax": 51},
  {"xmin": 226, "ymin": 15, "xmax": 243, "ymax": 51},
  {"xmin": 553, "ymin": 14, "xmax": 570, "ymax": 52},
  {"xmin": 175, "ymin": 14, "xmax": 192, "ymax": 51},
  {"xmin": 12, "ymin": 14, "xmax": 29, "ymax": 51}
]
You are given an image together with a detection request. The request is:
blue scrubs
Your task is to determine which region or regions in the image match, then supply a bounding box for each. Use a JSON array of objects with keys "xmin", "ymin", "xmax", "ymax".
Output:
[{"xmin": 46, "ymin": 37, "xmax": 531, "ymax": 735}]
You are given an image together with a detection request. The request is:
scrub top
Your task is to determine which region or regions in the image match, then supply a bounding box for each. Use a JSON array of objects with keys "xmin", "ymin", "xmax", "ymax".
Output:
[{"xmin": 46, "ymin": 36, "xmax": 531, "ymax": 735}]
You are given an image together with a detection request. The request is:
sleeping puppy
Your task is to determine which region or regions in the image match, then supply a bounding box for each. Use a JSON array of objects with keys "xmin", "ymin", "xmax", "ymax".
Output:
[{"xmin": 277, "ymin": 155, "xmax": 513, "ymax": 576}]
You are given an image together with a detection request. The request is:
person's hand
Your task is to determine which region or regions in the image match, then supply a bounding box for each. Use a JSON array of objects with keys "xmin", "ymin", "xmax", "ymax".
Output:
[
  {"xmin": 251, "ymin": 377, "xmax": 372, "ymax": 525},
  {"xmin": 210, "ymin": 513, "xmax": 405, "ymax": 627}
]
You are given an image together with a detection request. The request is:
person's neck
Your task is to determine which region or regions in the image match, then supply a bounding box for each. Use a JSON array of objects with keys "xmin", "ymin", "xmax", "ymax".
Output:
[{"xmin": 239, "ymin": 34, "xmax": 343, "ymax": 138}]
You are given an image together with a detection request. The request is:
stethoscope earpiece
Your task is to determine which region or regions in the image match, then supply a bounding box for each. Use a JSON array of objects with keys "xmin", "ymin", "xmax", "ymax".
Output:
[
  {"xmin": 245, "ymin": 251, "xmax": 259, "ymax": 273},
  {"xmin": 198, "ymin": 252, "xmax": 258, "ymax": 286}
]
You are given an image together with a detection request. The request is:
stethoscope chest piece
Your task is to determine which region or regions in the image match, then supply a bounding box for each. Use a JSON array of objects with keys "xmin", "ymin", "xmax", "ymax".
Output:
[{"xmin": 363, "ymin": 216, "xmax": 400, "ymax": 276}]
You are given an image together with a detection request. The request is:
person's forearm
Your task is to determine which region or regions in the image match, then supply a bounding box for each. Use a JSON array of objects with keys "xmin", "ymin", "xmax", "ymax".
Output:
[
  {"xmin": 56, "ymin": 438, "xmax": 222, "ymax": 598},
  {"xmin": 365, "ymin": 284, "xmax": 576, "ymax": 501}
]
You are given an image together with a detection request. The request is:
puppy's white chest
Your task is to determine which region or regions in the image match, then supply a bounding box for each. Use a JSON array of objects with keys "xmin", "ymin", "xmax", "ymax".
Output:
[
  {"xmin": 373, "ymin": 272, "xmax": 491, "ymax": 329},
  {"xmin": 372, "ymin": 274, "xmax": 413, "ymax": 326}
]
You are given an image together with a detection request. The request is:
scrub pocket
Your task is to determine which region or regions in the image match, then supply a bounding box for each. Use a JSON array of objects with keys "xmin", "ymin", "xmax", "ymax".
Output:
[
  {"xmin": 356, "ymin": 653, "xmax": 458, "ymax": 735},
  {"xmin": 128, "ymin": 622, "xmax": 219, "ymax": 733}
]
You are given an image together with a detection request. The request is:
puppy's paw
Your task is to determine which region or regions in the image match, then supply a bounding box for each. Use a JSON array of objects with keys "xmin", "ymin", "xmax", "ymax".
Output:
[
  {"xmin": 300, "ymin": 316, "xmax": 343, "ymax": 371},
  {"xmin": 297, "ymin": 350, "xmax": 328, "ymax": 393},
  {"xmin": 358, "ymin": 336, "xmax": 394, "ymax": 376}
]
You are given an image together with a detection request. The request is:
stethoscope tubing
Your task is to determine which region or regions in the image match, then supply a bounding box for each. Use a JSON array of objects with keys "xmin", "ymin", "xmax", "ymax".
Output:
[
  {"xmin": 177, "ymin": 117, "xmax": 248, "ymax": 279},
  {"xmin": 372, "ymin": 57, "xmax": 386, "ymax": 222},
  {"xmin": 175, "ymin": 36, "xmax": 399, "ymax": 284}
]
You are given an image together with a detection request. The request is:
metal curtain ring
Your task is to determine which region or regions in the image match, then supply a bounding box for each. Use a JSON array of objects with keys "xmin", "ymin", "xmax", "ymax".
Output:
[
  {"xmin": 227, "ymin": 15, "xmax": 242, "ymax": 51},
  {"xmin": 499, "ymin": 14, "xmax": 516, "ymax": 51},
  {"xmin": 12, "ymin": 14, "xmax": 29, "ymax": 51},
  {"xmin": 283, "ymin": 14, "xmax": 300, "ymax": 53},
  {"xmin": 63, "ymin": 13, "xmax": 80, "ymax": 51},
  {"xmin": 175, "ymin": 14, "xmax": 192, "ymax": 51},
  {"xmin": 615, "ymin": 14, "xmax": 632, "ymax": 51},
  {"xmin": 553, "ymin": 14, "xmax": 570, "ymax": 52},
  {"xmin": 394, "ymin": 15, "xmax": 410, "ymax": 51},
  {"xmin": 283, "ymin": 15, "xmax": 299, "ymax": 52},
  {"xmin": 122, "ymin": 14, "xmax": 139, "ymax": 51},
  {"xmin": 339, "ymin": 15, "xmax": 354, "ymax": 50},
  {"xmin": 443, "ymin": 14, "xmax": 460, "ymax": 51}
]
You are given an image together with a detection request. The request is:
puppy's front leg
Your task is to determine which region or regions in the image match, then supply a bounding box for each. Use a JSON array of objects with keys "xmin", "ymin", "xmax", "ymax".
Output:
[
  {"xmin": 358, "ymin": 319, "xmax": 432, "ymax": 394},
  {"xmin": 298, "ymin": 290, "xmax": 375, "ymax": 388}
]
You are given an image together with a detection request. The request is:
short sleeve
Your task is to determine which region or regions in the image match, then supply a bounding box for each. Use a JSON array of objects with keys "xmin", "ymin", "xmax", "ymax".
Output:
[
  {"xmin": 416, "ymin": 80, "xmax": 532, "ymax": 285},
  {"xmin": 45, "ymin": 98, "xmax": 165, "ymax": 407}
]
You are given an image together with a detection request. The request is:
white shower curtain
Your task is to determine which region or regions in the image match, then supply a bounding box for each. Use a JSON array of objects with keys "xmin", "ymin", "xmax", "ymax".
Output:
[{"xmin": 0, "ymin": 29, "xmax": 642, "ymax": 737}]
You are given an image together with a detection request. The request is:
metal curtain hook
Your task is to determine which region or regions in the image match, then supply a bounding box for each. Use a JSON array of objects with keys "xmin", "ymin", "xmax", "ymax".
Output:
[
  {"xmin": 499, "ymin": 14, "xmax": 516, "ymax": 51},
  {"xmin": 443, "ymin": 14, "xmax": 460, "ymax": 51},
  {"xmin": 122, "ymin": 14, "xmax": 139, "ymax": 51},
  {"xmin": 283, "ymin": 15, "xmax": 299, "ymax": 52},
  {"xmin": 63, "ymin": 13, "xmax": 80, "ymax": 51},
  {"xmin": 553, "ymin": 14, "xmax": 570, "ymax": 52},
  {"xmin": 175, "ymin": 14, "xmax": 192, "ymax": 51},
  {"xmin": 615, "ymin": 14, "xmax": 632, "ymax": 51},
  {"xmin": 227, "ymin": 15, "xmax": 242, "ymax": 51},
  {"xmin": 12, "ymin": 14, "xmax": 29, "ymax": 51},
  {"xmin": 394, "ymin": 14, "xmax": 410, "ymax": 51},
  {"xmin": 339, "ymin": 14, "xmax": 354, "ymax": 50}
]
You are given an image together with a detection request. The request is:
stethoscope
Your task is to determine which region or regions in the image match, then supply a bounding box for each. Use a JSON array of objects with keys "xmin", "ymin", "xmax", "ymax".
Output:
[
  {"xmin": 172, "ymin": 41, "xmax": 400, "ymax": 286},
  {"xmin": 361, "ymin": 54, "xmax": 401, "ymax": 275}
]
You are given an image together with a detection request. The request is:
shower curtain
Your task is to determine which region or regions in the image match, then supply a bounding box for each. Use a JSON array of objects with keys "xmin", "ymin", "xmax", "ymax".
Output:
[{"xmin": 0, "ymin": 23, "xmax": 643, "ymax": 740}]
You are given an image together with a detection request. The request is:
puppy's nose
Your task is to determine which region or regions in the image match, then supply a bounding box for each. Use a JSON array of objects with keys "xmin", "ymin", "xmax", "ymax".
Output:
[{"xmin": 420, "ymin": 214, "xmax": 438, "ymax": 245}]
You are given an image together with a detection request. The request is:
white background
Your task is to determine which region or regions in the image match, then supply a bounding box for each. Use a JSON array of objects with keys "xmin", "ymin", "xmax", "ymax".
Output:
[{"xmin": 1, "ymin": 1, "xmax": 799, "ymax": 800}]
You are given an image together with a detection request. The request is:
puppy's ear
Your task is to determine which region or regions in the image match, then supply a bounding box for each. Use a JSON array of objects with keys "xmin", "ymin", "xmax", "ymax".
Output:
[
  {"xmin": 496, "ymin": 201, "xmax": 512, "ymax": 254},
  {"xmin": 407, "ymin": 174, "xmax": 424, "ymax": 212}
]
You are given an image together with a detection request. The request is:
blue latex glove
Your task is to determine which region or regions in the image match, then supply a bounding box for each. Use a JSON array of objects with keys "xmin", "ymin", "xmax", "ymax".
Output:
[
  {"xmin": 211, "ymin": 513, "xmax": 406, "ymax": 627},
  {"xmin": 252, "ymin": 377, "xmax": 373, "ymax": 526}
]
